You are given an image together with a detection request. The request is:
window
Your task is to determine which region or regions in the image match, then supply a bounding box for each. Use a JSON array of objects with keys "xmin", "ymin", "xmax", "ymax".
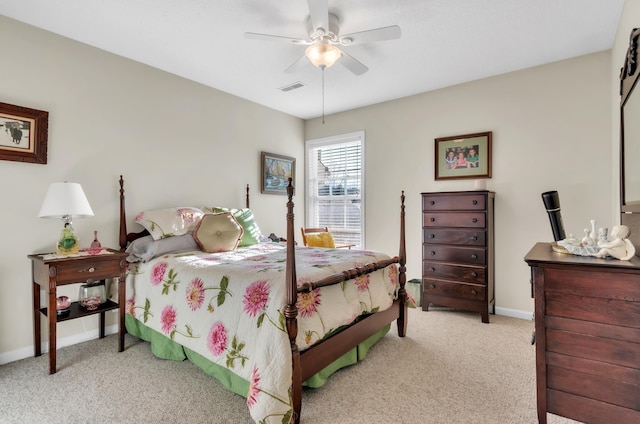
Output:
[{"xmin": 305, "ymin": 131, "xmax": 364, "ymax": 248}]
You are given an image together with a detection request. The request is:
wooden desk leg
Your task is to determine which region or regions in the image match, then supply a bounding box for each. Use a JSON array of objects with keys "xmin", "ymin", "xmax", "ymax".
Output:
[
  {"xmin": 118, "ymin": 275, "xmax": 125, "ymax": 352},
  {"xmin": 33, "ymin": 282, "xmax": 41, "ymax": 357},
  {"xmin": 47, "ymin": 279, "xmax": 57, "ymax": 374}
]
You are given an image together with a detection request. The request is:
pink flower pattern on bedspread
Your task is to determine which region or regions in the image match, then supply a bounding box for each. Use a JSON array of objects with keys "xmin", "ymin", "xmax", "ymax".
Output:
[{"xmin": 125, "ymin": 242, "xmax": 399, "ymax": 424}]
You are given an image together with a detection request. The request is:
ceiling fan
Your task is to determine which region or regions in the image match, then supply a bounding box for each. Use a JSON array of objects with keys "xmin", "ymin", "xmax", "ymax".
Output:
[{"xmin": 244, "ymin": 0, "xmax": 401, "ymax": 75}]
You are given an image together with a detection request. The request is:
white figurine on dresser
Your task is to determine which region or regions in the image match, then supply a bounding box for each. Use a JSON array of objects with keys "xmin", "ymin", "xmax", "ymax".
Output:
[{"xmin": 592, "ymin": 224, "xmax": 636, "ymax": 260}]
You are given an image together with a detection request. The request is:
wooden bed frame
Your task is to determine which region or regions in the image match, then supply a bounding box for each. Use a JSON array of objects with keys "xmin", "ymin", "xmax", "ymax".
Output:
[{"xmin": 117, "ymin": 175, "xmax": 407, "ymax": 423}]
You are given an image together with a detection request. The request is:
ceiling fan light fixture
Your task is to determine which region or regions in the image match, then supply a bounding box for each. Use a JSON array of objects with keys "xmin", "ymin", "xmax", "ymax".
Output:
[{"xmin": 305, "ymin": 43, "xmax": 341, "ymax": 69}]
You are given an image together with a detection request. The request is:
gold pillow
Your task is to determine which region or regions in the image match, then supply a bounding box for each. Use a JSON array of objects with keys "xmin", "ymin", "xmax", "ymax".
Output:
[
  {"xmin": 305, "ymin": 232, "xmax": 336, "ymax": 248},
  {"xmin": 193, "ymin": 213, "xmax": 244, "ymax": 253}
]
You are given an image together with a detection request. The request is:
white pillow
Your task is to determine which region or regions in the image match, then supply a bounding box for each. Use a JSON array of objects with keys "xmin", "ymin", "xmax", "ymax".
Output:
[{"xmin": 135, "ymin": 207, "xmax": 204, "ymax": 240}]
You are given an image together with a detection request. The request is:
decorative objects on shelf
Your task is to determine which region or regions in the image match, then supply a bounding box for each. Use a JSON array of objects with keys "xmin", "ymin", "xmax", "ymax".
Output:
[
  {"xmin": 38, "ymin": 182, "xmax": 94, "ymax": 255},
  {"xmin": 557, "ymin": 224, "xmax": 636, "ymax": 261},
  {"xmin": 56, "ymin": 296, "xmax": 71, "ymax": 315},
  {"xmin": 592, "ymin": 225, "xmax": 636, "ymax": 260}
]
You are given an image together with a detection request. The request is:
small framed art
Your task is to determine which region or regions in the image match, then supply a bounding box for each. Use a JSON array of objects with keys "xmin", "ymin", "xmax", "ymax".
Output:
[
  {"xmin": 0, "ymin": 102, "xmax": 49, "ymax": 164},
  {"xmin": 261, "ymin": 151, "xmax": 295, "ymax": 194},
  {"xmin": 435, "ymin": 131, "xmax": 492, "ymax": 181}
]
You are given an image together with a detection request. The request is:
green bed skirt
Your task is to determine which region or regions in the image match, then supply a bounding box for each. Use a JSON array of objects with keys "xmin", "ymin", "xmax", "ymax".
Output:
[{"xmin": 125, "ymin": 315, "xmax": 390, "ymax": 397}]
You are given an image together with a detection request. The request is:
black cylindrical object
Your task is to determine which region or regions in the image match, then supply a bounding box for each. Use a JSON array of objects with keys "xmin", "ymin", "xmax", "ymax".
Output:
[{"xmin": 541, "ymin": 191, "xmax": 566, "ymax": 241}]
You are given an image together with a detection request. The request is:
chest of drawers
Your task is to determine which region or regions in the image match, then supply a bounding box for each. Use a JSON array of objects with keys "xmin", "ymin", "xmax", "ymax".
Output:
[
  {"xmin": 421, "ymin": 190, "xmax": 495, "ymax": 323},
  {"xmin": 525, "ymin": 242, "xmax": 640, "ymax": 423}
]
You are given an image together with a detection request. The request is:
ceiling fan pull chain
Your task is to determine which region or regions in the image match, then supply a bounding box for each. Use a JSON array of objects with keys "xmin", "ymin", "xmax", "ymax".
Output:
[{"xmin": 322, "ymin": 67, "xmax": 325, "ymax": 124}]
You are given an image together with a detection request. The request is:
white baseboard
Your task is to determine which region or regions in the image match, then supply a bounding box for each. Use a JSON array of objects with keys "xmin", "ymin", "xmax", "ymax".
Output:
[
  {"xmin": 495, "ymin": 307, "xmax": 533, "ymax": 321},
  {"xmin": 0, "ymin": 324, "xmax": 119, "ymax": 365}
]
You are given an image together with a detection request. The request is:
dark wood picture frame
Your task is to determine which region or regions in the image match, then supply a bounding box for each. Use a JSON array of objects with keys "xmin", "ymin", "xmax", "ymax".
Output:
[
  {"xmin": 435, "ymin": 131, "xmax": 492, "ymax": 181},
  {"xmin": 261, "ymin": 151, "xmax": 295, "ymax": 195},
  {"xmin": 0, "ymin": 102, "xmax": 48, "ymax": 164}
]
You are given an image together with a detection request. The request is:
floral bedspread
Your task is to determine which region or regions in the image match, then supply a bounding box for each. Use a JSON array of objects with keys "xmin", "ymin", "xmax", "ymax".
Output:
[{"xmin": 125, "ymin": 242, "xmax": 399, "ymax": 423}]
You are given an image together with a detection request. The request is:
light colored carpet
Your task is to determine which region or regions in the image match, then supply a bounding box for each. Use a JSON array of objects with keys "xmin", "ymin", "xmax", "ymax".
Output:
[{"xmin": 0, "ymin": 308, "xmax": 582, "ymax": 423}]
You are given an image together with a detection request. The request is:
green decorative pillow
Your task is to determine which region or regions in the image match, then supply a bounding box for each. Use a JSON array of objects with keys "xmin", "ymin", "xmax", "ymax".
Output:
[
  {"xmin": 193, "ymin": 213, "xmax": 244, "ymax": 253},
  {"xmin": 202, "ymin": 207, "xmax": 262, "ymax": 247},
  {"xmin": 305, "ymin": 232, "xmax": 336, "ymax": 248}
]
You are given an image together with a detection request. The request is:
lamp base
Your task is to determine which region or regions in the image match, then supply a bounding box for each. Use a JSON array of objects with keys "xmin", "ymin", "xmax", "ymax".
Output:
[{"xmin": 57, "ymin": 223, "xmax": 79, "ymax": 255}]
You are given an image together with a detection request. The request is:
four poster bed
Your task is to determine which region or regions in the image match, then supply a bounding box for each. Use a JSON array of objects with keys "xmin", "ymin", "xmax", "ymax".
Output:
[{"xmin": 118, "ymin": 175, "xmax": 407, "ymax": 423}]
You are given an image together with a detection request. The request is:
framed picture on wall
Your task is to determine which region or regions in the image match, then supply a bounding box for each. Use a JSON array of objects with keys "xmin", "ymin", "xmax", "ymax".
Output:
[
  {"xmin": 261, "ymin": 151, "xmax": 295, "ymax": 194},
  {"xmin": 0, "ymin": 102, "xmax": 49, "ymax": 164},
  {"xmin": 435, "ymin": 131, "xmax": 492, "ymax": 180}
]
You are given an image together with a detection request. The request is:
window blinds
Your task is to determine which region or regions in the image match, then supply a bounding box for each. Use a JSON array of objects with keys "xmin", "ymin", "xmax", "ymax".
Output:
[{"xmin": 306, "ymin": 133, "xmax": 364, "ymax": 247}]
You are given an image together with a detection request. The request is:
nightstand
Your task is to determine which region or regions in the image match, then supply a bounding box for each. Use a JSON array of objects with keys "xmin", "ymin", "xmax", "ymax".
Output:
[{"xmin": 28, "ymin": 249, "xmax": 128, "ymax": 374}]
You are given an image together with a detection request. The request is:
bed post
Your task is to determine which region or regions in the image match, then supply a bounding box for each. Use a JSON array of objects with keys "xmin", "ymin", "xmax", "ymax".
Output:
[
  {"xmin": 284, "ymin": 178, "xmax": 302, "ymax": 423},
  {"xmin": 119, "ymin": 175, "xmax": 127, "ymax": 251},
  {"xmin": 397, "ymin": 190, "xmax": 407, "ymax": 337}
]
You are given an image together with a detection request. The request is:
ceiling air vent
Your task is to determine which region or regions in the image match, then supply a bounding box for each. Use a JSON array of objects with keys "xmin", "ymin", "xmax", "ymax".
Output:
[{"xmin": 279, "ymin": 82, "xmax": 305, "ymax": 92}]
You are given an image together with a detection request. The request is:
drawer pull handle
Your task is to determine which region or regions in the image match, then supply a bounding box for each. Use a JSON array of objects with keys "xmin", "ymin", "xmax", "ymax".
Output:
[
  {"xmin": 429, "ymin": 267, "xmax": 435, "ymax": 272},
  {"xmin": 472, "ymin": 200, "xmax": 478, "ymax": 205},
  {"xmin": 430, "ymin": 217, "xmax": 435, "ymax": 222},
  {"xmin": 430, "ymin": 251, "xmax": 436, "ymax": 256},
  {"xmin": 81, "ymin": 267, "xmax": 96, "ymax": 273},
  {"xmin": 429, "ymin": 283, "xmax": 436, "ymax": 289},
  {"xmin": 472, "ymin": 218, "xmax": 478, "ymax": 223},
  {"xmin": 429, "ymin": 200, "xmax": 435, "ymax": 205},
  {"xmin": 471, "ymin": 272, "xmax": 477, "ymax": 278},
  {"xmin": 429, "ymin": 234, "xmax": 435, "ymax": 239},
  {"xmin": 471, "ymin": 254, "xmax": 478, "ymax": 259},
  {"xmin": 472, "ymin": 236, "xmax": 478, "ymax": 241},
  {"xmin": 471, "ymin": 289, "xmax": 477, "ymax": 295}
]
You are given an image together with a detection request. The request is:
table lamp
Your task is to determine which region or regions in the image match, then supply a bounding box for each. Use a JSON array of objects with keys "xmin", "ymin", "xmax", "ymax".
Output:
[{"xmin": 38, "ymin": 182, "xmax": 94, "ymax": 255}]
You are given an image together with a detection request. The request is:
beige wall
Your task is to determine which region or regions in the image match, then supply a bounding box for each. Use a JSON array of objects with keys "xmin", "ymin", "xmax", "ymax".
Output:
[
  {"xmin": 0, "ymin": 16, "xmax": 304, "ymax": 362},
  {"xmin": 306, "ymin": 52, "xmax": 613, "ymax": 317}
]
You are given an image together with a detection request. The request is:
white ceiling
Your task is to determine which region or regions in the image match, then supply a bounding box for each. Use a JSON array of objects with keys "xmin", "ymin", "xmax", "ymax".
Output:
[{"xmin": 0, "ymin": 0, "xmax": 626, "ymax": 120}]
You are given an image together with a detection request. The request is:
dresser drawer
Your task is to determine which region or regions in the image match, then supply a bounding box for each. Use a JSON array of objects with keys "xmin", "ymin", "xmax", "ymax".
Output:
[
  {"xmin": 423, "ymin": 228, "xmax": 486, "ymax": 246},
  {"xmin": 423, "ymin": 261, "xmax": 486, "ymax": 284},
  {"xmin": 55, "ymin": 259, "xmax": 123, "ymax": 284},
  {"xmin": 423, "ymin": 193, "xmax": 486, "ymax": 211},
  {"xmin": 423, "ymin": 212, "xmax": 486, "ymax": 228},
  {"xmin": 423, "ymin": 245, "xmax": 486, "ymax": 265},
  {"xmin": 423, "ymin": 278, "xmax": 486, "ymax": 301}
]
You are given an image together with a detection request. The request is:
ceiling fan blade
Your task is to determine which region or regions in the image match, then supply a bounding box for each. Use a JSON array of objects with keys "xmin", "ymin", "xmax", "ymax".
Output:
[
  {"xmin": 245, "ymin": 32, "xmax": 308, "ymax": 45},
  {"xmin": 339, "ymin": 50, "xmax": 369, "ymax": 76},
  {"xmin": 340, "ymin": 25, "xmax": 401, "ymax": 45},
  {"xmin": 307, "ymin": 0, "xmax": 329, "ymax": 32},
  {"xmin": 284, "ymin": 55, "xmax": 310, "ymax": 73}
]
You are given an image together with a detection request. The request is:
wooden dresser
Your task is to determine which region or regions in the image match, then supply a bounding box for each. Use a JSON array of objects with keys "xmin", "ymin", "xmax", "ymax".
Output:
[
  {"xmin": 421, "ymin": 190, "xmax": 495, "ymax": 323},
  {"xmin": 525, "ymin": 242, "xmax": 640, "ymax": 424}
]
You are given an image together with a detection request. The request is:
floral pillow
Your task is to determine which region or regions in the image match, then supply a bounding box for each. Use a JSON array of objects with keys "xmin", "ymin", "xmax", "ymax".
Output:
[
  {"xmin": 135, "ymin": 207, "xmax": 204, "ymax": 240},
  {"xmin": 202, "ymin": 207, "xmax": 262, "ymax": 247}
]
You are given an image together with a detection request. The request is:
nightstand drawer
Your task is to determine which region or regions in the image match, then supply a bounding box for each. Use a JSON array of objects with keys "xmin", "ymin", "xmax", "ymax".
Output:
[
  {"xmin": 423, "ymin": 212, "xmax": 486, "ymax": 228},
  {"xmin": 423, "ymin": 194, "xmax": 486, "ymax": 211},
  {"xmin": 423, "ymin": 278, "xmax": 486, "ymax": 301},
  {"xmin": 423, "ymin": 245, "xmax": 486, "ymax": 265},
  {"xmin": 423, "ymin": 228, "xmax": 486, "ymax": 246},
  {"xmin": 423, "ymin": 261, "xmax": 486, "ymax": 284},
  {"xmin": 55, "ymin": 259, "xmax": 122, "ymax": 284}
]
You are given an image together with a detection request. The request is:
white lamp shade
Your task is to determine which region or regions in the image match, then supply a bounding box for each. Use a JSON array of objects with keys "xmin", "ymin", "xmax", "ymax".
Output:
[{"xmin": 38, "ymin": 182, "xmax": 94, "ymax": 219}]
